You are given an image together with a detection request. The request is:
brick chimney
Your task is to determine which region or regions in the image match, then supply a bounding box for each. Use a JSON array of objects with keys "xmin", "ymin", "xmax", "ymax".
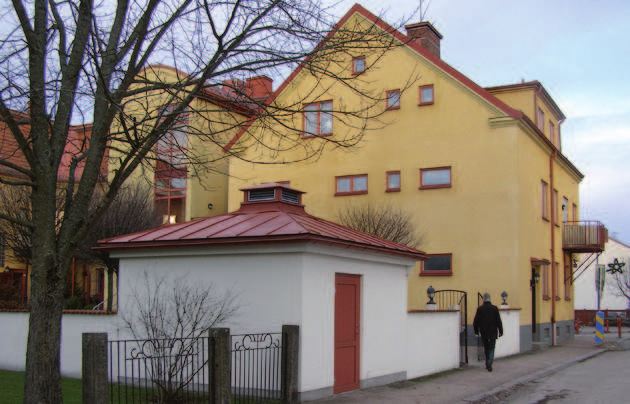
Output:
[
  {"xmin": 222, "ymin": 78, "xmax": 246, "ymax": 95},
  {"xmin": 405, "ymin": 21, "xmax": 443, "ymax": 58},
  {"xmin": 246, "ymin": 75, "xmax": 273, "ymax": 101}
]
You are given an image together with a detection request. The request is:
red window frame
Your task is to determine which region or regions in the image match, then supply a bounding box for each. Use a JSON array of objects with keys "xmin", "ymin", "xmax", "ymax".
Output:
[
  {"xmin": 420, "ymin": 253, "xmax": 453, "ymax": 276},
  {"xmin": 564, "ymin": 260, "xmax": 571, "ymax": 300},
  {"xmin": 303, "ymin": 101, "xmax": 333, "ymax": 137},
  {"xmin": 541, "ymin": 264, "xmax": 550, "ymax": 300},
  {"xmin": 419, "ymin": 166, "xmax": 451, "ymax": 189},
  {"xmin": 386, "ymin": 90, "xmax": 401, "ymax": 110},
  {"xmin": 537, "ymin": 108, "xmax": 544, "ymax": 130},
  {"xmin": 386, "ymin": 171, "xmax": 401, "ymax": 192},
  {"xmin": 549, "ymin": 121, "xmax": 555, "ymax": 145},
  {"xmin": 352, "ymin": 56, "xmax": 366, "ymax": 74},
  {"xmin": 418, "ymin": 84, "xmax": 434, "ymax": 106},
  {"xmin": 335, "ymin": 174, "xmax": 368, "ymax": 196},
  {"xmin": 541, "ymin": 180, "xmax": 549, "ymax": 220},
  {"xmin": 552, "ymin": 189, "xmax": 559, "ymax": 225},
  {"xmin": 553, "ymin": 262, "xmax": 560, "ymax": 300}
]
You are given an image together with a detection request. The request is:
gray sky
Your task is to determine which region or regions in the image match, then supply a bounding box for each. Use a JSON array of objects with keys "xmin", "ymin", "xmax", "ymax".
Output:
[{"xmin": 335, "ymin": 0, "xmax": 630, "ymax": 243}]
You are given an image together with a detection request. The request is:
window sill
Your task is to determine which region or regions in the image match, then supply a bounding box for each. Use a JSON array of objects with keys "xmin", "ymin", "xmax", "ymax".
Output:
[
  {"xmin": 334, "ymin": 191, "xmax": 368, "ymax": 197},
  {"xmin": 419, "ymin": 271, "xmax": 452, "ymax": 276},
  {"xmin": 418, "ymin": 101, "xmax": 434, "ymax": 106},
  {"xmin": 302, "ymin": 133, "xmax": 332, "ymax": 139},
  {"xmin": 386, "ymin": 188, "xmax": 401, "ymax": 193},
  {"xmin": 543, "ymin": 295, "xmax": 551, "ymax": 301},
  {"xmin": 386, "ymin": 106, "xmax": 400, "ymax": 111},
  {"xmin": 542, "ymin": 216, "xmax": 550, "ymax": 222},
  {"xmin": 564, "ymin": 297, "xmax": 572, "ymax": 302},
  {"xmin": 419, "ymin": 184, "xmax": 451, "ymax": 190}
]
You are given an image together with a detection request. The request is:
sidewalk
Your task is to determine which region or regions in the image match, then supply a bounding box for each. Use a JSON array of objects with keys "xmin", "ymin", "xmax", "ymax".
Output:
[{"xmin": 308, "ymin": 328, "xmax": 630, "ymax": 404}]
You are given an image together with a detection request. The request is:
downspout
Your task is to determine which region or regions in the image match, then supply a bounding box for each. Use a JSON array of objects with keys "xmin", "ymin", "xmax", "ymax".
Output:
[{"xmin": 549, "ymin": 149, "xmax": 558, "ymax": 345}]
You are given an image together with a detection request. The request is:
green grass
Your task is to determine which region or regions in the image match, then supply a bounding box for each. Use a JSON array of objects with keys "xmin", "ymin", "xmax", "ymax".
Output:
[{"xmin": 0, "ymin": 369, "xmax": 83, "ymax": 404}]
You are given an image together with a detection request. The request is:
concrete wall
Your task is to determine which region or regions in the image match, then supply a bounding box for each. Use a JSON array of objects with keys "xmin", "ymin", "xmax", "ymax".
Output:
[
  {"xmin": 406, "ymin": 310, "xmax": 459, "ymax": 379},
  {"xmin": 495, "ymin": 309, "xmax": 520, "ymax": 358}
]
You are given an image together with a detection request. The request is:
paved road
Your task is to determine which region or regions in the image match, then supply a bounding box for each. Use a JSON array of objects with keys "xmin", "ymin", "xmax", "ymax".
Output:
[{"xmin": 487, "ymin": 350, "xmax": 630, "ymax": 403}]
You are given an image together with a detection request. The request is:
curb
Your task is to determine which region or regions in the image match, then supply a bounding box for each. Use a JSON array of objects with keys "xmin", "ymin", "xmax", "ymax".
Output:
[{"xmin": 459, "ymin": 346, "xmax": 615, "ymax": 404}]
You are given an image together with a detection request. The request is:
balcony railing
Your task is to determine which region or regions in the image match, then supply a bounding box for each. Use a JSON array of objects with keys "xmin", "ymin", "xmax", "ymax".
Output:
[{"xmin": 562, "ymin": 220, "xmax": 608, "ymax": 252}]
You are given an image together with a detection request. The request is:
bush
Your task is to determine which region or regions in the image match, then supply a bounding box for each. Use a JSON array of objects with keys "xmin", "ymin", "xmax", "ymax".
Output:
[{"xmin": 63, "ymin": 296, "xmax": 84, "ymax": 310}]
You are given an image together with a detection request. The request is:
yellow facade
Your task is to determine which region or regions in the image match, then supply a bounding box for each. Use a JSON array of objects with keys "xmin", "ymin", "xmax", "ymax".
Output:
[{"xmin": 224, "ymin": 8, "xmax": 588, "ymax": 348}]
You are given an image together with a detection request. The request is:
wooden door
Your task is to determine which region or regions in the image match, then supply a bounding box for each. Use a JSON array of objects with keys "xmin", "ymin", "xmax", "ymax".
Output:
[{"xmin": 334, "ymin": 273, "xmax": 361, "ymax": 393}]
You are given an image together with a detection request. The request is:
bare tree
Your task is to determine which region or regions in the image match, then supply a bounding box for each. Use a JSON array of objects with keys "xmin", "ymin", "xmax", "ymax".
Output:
[
  {"xmin": 0, "ymin": 1, "xmax": 410, "ymax": 400},
  {"xmin": 337, "ymin": 204, "xmax": 423, "ymax": 248},
  {"xmin": 122, "ymin": 272, "xmax": 237, "ymax": 404}
]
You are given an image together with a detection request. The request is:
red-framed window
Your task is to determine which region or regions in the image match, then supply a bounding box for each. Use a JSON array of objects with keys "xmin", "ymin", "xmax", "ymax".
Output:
[
  {"xmin": 335, "ymin": 174, "xmax": 368, "ymax": 196},
  {"xmin": 420, "ymin": 253, "xmax": 452, "ymax": 276},
  {"xmin": 541, "ymin": 264, "xmax": 550, "ymax": 300},
  {"xmin": 352, "ymin": 56, "xmax": 366, "ymax": 74},
  {"xmin": 386, "ymin": 90, "xmax": 401, "ymax": 110},
  {"xmin": 553, "ymin": 262, "xmax": 560, "ymax": 300},
  {"xmin": 552, "ymin": 189, "xmax": 559, "ymax": 224},
  {"xmin": 386, "ymin": 171, "xmax": 401, "ymax": 192},
  {"xmin": 418, "ymin": 84, "xmax": 434, "ymax": 106},
  {"xmin": 537, "ymin": 108, "xmax": 545, "ymax": 130},
  {"xmin": 564, "ymin": 259, "xmax": 571, "ymax": 300},
  {"xmin": 419, "ymin": 166, "xmax": 451, "ymax": 189},
  {"xmin": 541, "ymin": 180, "xmax": 549, "ymax": 220},
  {"xmin": 562, "ymin": 196, "xmax": 569, "ymax": 223},
  {"xmin": 155, "ymin": 106, "xmax": 188, "ymax": 224},
  {"xmin": 549, "ymin": 121, "xmax": 555, "ymax": 145},
  {"xmin": 303, "ymin": 101, "xmax": 333, "ymax": 137}
]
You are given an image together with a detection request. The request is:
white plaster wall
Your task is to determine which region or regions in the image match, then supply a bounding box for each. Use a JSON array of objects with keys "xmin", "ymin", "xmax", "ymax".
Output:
[
  {"xmin": 573, "ymin": 239, "xmax": 630, "ymax": 310},
  {"xmin": 0, "ymin": 312, "xmax": 123, "ymax": 377},
  {"xmin": 405, "ymin": 311, "xmax": 460, "ymax": 379},
  {"xmin": 495, "ymin": 309, "xmax": 520, "ymax": 358},
  {"xmin": 299, "ymin": 249, "xmax": 411, "ymax": 392}
]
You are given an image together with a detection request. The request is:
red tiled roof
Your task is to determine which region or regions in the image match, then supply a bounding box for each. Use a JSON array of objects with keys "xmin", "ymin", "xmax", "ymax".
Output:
[{"xmin": 97, "ymin": 186, "xmax": 427, "ymax": 261}]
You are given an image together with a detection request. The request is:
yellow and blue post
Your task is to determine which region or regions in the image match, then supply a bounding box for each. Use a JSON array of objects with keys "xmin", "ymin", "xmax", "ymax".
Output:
[{"xmin": 595, "ymin": 311, "xmax": 604, "ymax": 343}]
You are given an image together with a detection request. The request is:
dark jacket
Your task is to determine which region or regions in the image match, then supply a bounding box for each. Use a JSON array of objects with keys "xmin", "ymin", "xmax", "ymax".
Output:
[{"xmin": 473, "ymin": 301, "xmax": 504, "ymax": 340}]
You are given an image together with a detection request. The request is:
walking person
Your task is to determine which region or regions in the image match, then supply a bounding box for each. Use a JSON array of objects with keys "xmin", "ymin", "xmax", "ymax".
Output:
[{"xmin": 473, "ymin": 293, "xmax": 503, "ymax": 372}]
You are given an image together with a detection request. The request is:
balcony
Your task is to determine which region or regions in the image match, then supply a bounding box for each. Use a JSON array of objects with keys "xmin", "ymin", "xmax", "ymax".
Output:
[{"xmin": 562, "ymin": 220, "xmax": 608, "ymax": 253}]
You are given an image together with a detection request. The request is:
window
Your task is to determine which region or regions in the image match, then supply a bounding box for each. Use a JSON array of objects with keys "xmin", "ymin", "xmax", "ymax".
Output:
[
  {"xmin": 386, "ymin": 171, "xmax": 401, "ymax": 192},
  {"xmin": 552, "ymin": 189, "xmax": 559, "ymax": 224},
  {"xmin": 155, "ymin": 106, "xmax": 188, "ymax": 224},
  {"xmin": 420, "ymin": 254, "xmax": 452, "ymax": 276},
  {"xmin": 418, "ymin": 85, "xmax": 434, "ymax": 105},
  {"xmin": 303, "ymin": 101, "xmax": 333, "ymax": 137},
  {"xmin": 352, "ymin": 56, "xmax": 365, "ymax": 74},
  {"xmin": 537, "ymin": 108, "xmax": 544, "ymax": 130},
  {"xmin": 335, "ymin": 174, "xmax": 368, "ymax": 196},
  {"xmin": 386, "ymin": 90, "xmax": 401, "ymax": 110},
  {"xmin": 572, "ymin": 203, "xmax": 577, "ymax": 221},
  {"xmin": 541, "ymin": 180, "xmax": 549, "ymax": 220},
  {"xmin": 549, "ymin": 121, "xmax": 555, "ymax": 145},
  {"xmin": 420, "ymin": 167, "xmax": 451, "ymax": 189},
  {"xmin": 562, "ymin": 197, "xmax": 569, "ymax": 223},
  {"xmin": 0, "ymin": 232, "xmax": 5, "ymax": 267},
  {"xmin": 564, "ymin": 260, "xmax": 571, "ymax": 300},
  {"xmin": 553, "ymin": 262, "xmax": 560, "ymax": 300},
  {"xmin": 541, "ymin": 264, "xmax": 550, "ymax": 300}
]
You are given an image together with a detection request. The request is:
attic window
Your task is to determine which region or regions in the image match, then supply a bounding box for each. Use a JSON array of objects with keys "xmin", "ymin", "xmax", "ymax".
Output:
[
  {"xmin": 281, "ymin": 189, "xmax": 300, "ymax": 204},
  {"xmin": 247, "ymin": 189, "xmax": 275, "ymax": 202}
]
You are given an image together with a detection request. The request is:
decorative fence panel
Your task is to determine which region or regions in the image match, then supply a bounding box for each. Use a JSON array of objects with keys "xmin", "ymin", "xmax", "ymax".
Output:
[{"xmin": 231, "ymin": 333, "xmax": 282, "ymax": 403}]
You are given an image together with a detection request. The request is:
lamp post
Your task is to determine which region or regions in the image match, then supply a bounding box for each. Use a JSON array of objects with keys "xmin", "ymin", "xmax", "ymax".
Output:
[{"xmin": 426, "ymin": 285, "xmax": 436, "ymax": 310}]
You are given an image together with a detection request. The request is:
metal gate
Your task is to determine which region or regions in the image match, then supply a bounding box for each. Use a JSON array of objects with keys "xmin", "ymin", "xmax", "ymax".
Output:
[{"xmin": 433, "ymin": 289, "xmax": 468, "ymax": 365}]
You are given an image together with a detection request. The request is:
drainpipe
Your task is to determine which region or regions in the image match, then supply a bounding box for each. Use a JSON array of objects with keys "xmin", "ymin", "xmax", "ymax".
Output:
[{"xmin": 549, "ymin": 150, "xmax": 558, "ymax": 345}]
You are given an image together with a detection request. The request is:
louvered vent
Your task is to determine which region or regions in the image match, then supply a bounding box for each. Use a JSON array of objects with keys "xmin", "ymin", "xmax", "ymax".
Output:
[
  {"xmin": 248, "ymin": 189, "xmax": 275, "ymax": 202},
  {"xmin": 281, "ymin": 189, "xmax": 300, "ymax": 204}
]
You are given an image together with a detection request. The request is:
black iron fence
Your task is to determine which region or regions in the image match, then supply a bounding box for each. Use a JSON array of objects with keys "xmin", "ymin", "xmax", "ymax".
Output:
[
  {"xmin": 103, "ymin": 327, "xmax": 297, "ymax": 403},
  {"xmin": 433, "ymin": 289, "xmax": 468, "ymax": 365}
]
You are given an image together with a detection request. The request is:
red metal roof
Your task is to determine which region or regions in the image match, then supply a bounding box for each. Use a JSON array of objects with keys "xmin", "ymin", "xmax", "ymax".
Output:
[{"xmin": 97, "ymin": 184, "xmax": 427, "ymax": 261}]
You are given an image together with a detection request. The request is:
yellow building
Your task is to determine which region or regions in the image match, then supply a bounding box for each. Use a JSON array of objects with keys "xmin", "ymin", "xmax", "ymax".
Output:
[{"xmin": 223, "ymin": 5, "xmax": 606, "ymax": 351}]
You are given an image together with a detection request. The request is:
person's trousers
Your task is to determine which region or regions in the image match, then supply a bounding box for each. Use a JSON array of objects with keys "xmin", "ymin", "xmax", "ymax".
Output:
[{"xmin": 482, "ymin": 337, "xmax": 496, "ymax": 364}]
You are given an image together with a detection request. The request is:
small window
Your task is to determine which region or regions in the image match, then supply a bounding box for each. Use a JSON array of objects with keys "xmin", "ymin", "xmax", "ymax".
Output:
[
  {"xmin": 572, "ymin": 203, "xmax": 577, "ymax": 221},
  {"xmin": 352, "ymin": 56, "xmax": 365, "ymax": 74},
  {"xmin": 564, "ymin": 261, "xmax": 571, "ymax": 300},
  {"xmin": 549, "ymin": 121, "xmax": 555, "ymax": 145},
  {"xmin": 386, "ymin": 171, "xmax": 401, "ymax": 192},
  {"xmin": 418, "ymin": 85, "xmax": 434, "ymax": 106},
  {"xmin": 335, "ymin": 174, "xmax": 368, "ymax": 196},
  {"xmin": 541, "ymin": 180, "xmax": 549, "ymax": 220},
  {"xmin": 552, "ymin": 189, "xmax": 559, "ymax": 224},
  {"xmin": 562, "ymin": 197, "xmax": 569, "ymax": 223},
  {"xmin": 386, "ymin": 90, "xmax": 400, "ymax": 110},
  {"xmin": 541, "ymin": 264, "xmax": 550, "ymax": 300},
  {"xmin": 537, "ymin": 108, "xmax": 544, "ymax": 130},
  {"xmin": 303, "ymin": 101, "xmax": 333, "ymax": 137},
  {"xmin": 553, "ymin": 262, "xmax": 560, "ymax": 300},
  {"xmin": 419, "ymin": 167, "xmax": 451, "ymax": 189},
  {"xmin": 420, "ymin": 254, "xmax": 452, "ymax": 276}
]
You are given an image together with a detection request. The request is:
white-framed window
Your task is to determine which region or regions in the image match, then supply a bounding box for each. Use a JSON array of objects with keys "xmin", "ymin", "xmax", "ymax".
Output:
[{"xmin": 562, "ymin": 196, "xmax": 569, "ymax": 223}]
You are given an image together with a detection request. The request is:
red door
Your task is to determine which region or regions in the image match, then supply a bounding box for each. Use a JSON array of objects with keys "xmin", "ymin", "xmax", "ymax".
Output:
[{"xmin": 334, "ymin": 273, "xmax": 361, "ymax": 393}]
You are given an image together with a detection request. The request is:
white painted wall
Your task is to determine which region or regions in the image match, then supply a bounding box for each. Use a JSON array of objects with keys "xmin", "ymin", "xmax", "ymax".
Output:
[
  {"xmin": 405, "ymin": 311, "xmax": 460, "ymax": 379},
  {"xmin": 0, "ymin": 312, "xmax": 123, "ymax": 377},
  {"xmin": 495, "ymin": 309, "xmax": 520, "ymax": 358},
  {"xmin": 573, "ymin": 239, "xmax": 630, "ymax": 310}
]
